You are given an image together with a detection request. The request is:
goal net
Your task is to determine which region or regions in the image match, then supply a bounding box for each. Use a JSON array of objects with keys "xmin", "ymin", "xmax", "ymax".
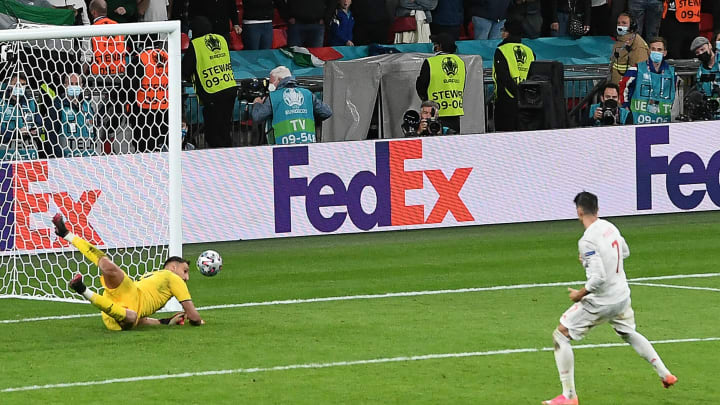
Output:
[{"xmin": 0, "ymin": 22, "xmax": 182, "ymax": 303}]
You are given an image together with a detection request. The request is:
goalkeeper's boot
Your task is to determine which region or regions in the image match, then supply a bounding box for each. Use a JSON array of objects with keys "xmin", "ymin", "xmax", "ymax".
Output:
[
  {"xmin": 662, "ymin": 374, "xmax": 678, "ymax": 388},
  {"xmin": 69, "ymin": 273, "xmax": 87, "ymax": 295},
  {"xmin": 541, "ymin": 394, "xmax": 579, "ymax": 405}
]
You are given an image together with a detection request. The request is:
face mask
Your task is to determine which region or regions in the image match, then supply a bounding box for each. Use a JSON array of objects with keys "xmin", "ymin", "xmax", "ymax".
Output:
[
  {"xmin": 11, "ymin": 85, "xmax": 24, "ymax": 97},
  {"xmin": 698, "ymin": 51, "xmax": 712, "ymax": 65},
  {"xmin": 650, "ymin": 51, "xmax": 664, "ymax": 63},
  {"xmin": 181, "ymin": 127, "xmax": 187, "ymax": 139},
  {"xmin": 67, "ymin": 85, "xmax": 83, "ymax": 98},
  {"xmin": 616, "ymin": 26, "xmax": 629, "ymax": 36},
  {"xmin": 268, "ymin": 83, "xmax": 276, "ymax": 92}
]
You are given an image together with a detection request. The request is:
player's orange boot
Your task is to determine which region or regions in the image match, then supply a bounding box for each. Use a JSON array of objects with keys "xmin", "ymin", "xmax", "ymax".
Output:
[
  {"xmin": 541, "ymin": 394, "xmax": 579, "ymax": 405},
  {"xmin": 662, "ymin": 374, "xmax": 678, "ymax": 388}
]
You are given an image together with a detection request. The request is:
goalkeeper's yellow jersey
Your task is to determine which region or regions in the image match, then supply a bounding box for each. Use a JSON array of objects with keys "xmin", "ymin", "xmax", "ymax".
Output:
[{"xmin": 135, "ymin": 270, "xmax": 192, "ymax": 318}]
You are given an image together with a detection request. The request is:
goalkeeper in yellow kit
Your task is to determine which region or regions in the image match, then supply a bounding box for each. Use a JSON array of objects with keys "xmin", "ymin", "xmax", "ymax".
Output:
[{"xmin": 53, "ymin": 214, "xmax": 205, "ymax": 330}]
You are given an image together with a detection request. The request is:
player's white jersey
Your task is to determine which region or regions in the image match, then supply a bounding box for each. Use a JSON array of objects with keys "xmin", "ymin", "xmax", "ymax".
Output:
[{"xmin": 578, "ymin": 218, "xmax": 631, "ymax": 307}]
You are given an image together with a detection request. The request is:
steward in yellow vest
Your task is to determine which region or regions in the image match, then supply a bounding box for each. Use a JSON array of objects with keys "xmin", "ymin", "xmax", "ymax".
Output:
[
  {"xmin": 492, "ymin": 19, "xmax": 535, "ymax": 131},
  {"xmin": 416, "ymin": 32, "xmax": 466, "ymax": 134},
  {"xmin": 181, "ymin": 16, "xmax": 238, "ymax": 148}
]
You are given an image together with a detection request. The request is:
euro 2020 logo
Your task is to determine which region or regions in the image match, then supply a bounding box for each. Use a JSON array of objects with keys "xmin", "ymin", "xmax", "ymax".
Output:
[
  {"xmin": 441, "ymin": 57, "xmax": 458, "ymax": 76},
  {"xmin": 513, "ymin": 45, "xmax": 527, "ymax": 65},
  {"xmin": 283, "ymin": 88, "xmax": 304, "ymax": 107},
  {"xmin": 204, "ymin": 34, "xmax": 221, "ymax": 52}
]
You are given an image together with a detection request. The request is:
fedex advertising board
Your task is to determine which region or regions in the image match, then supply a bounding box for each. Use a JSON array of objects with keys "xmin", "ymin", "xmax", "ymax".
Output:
[
  {"xmin": 3, "ymin": 122, "xmax": 719, "ymax": 252},
  {"xmin": 0, "ymin": 155, "xmax": 169, "ymax": 254},
  {"xmin": 181, "ymin": 122, "xmax": 720, "ymax": 243}
]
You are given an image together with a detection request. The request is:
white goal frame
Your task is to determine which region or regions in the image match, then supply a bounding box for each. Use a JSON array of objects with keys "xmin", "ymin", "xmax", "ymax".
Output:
[{"xmin": 0, "ymin": 21, "xmax": 183, "ymax": 303}]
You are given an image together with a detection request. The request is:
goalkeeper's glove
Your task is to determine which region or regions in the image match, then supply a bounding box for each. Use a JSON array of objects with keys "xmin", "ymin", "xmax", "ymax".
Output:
[
  {"xmin": 159, "ymin": 312, "xmax": 186, "ymax": 325},
  {"xmin": 52, "ymin": 213, "xmax": 69, "ymax": 238}
]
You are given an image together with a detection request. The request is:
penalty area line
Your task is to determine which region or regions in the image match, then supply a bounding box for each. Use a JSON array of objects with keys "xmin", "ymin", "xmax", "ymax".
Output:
[
  {"xmin": 3, "ymin": 272, "xmax": 720, "ymax": 324},
  {"xmin": 2, "ymin": 337, "xmax": 719, "ymax": 393},
  {"xmin": 628, "ymin": 282, "xmax": 720, "ymax": 292}
]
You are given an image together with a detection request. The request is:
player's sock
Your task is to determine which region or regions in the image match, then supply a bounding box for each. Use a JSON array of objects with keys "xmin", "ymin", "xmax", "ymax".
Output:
[
  {"xmin": 88, "ymin": 293, "xmax": 126, "ymax": 323},
  {"xmin": 622, "ymin": 331, "xmax": 671, "ymax": 378},
  {"xmin": 65, "ymin": 232, "xmax": 105, "ymax": 266},
  {"xmin": 552, "ymin": 328, "xmax": 577, "ymax": 399}
]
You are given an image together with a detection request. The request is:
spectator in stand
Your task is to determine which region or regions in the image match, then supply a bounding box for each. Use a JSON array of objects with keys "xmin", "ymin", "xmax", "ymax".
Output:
[
  {"xmin": 137, "ymin": 0, "xmax": 169, "ymax": 22},
  {"xmin": 396, "ymin": 0, "xmax": 438, "ymax": 23},
  {"xmin": 429, "ymin": 0, "xmax": 463, "ymax": 41},
  {"xmin": 492, "ymin": 19, "xmax": 535, "ymax": 131},
  {"xmin": 621, "ymin": 36, "xmax": 678, "ymax": 124},
  {"xmin": 189, "ymin": 0, "xmax": 242, "ymax": 44},
  {"xmin": 609, "ymin": 12, "xmax": 649, "ymax": 84},
  {"xmin": 279, "ymin": 0, "xmax": 334, "ymax": 48},
  {"xmin": 588, "ymin": 0, "xmax": 611, "ymax": 36},
  {"xmin": 107, "ymin": 0, "xmax": 139, "ymax": 23},
  {"xmin": 352, "ymin": 0, "xmax": 392, "ymax": 45},
  {"xmin": 628, "ymin": 0, "xmax": 662, "ymax": 40},
  {"xmin": 242, "ymin": 0, "xmax": 283, "ymax": 50},
  {"xmin": 550, "ymin": 0, "xmax": 590, "ymax": 37},
  {"xmin": 660, "ymin": 0, "xmax": 701, "ymax": 59},
  {"xmin": 48, "ymin": 0, "xmax": 91, "ymax": 25},
  {"xmin": 465, "ymin": 0, "xmax": 511, "ymax": 40},
  {"xmin": 170, "ymin": 0, "xmax": 190, "ymax": 33},
  {"xmin": 507, "ymin": 0, "xmax": 542, "ymax": 39},
  {"xmin": 329, "ymin": 0, "xmax": 355, "ymax": 46},
  {"xmin": 0, "ymin": 73, "xmax": 43, "ymax": 150}
]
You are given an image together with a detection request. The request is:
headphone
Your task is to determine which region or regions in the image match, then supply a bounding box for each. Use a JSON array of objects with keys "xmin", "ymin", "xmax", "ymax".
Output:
[{"xmin": 619, "ymin": 12, "xmax": 638, "ymax": 33}]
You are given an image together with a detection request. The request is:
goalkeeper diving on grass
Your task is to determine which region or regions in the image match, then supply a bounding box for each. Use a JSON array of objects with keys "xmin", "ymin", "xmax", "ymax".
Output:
[{"xmin": 53, "ymin": 214, "xmax": 205, "ymax": 330}]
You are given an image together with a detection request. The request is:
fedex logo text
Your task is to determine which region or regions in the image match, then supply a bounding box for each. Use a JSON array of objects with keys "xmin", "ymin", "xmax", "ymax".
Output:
[
  {"xmin": 273, "ymin": 139, "xmax": 475, "ymax": 233},
  {"xmin": 636, "ymin": 126, "xmax": 720, "ymax": 210}
]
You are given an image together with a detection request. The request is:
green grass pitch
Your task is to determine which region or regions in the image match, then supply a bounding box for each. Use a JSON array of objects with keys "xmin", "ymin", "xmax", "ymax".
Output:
[{"xmin": 1, "ymin": 211, "xmax": 719, "ymax": 404}]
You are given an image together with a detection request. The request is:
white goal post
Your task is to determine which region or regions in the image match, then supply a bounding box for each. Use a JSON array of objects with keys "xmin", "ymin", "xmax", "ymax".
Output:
[{"xmin": 0, "ymin": 21, "xmax": 183, "ymax": 304}]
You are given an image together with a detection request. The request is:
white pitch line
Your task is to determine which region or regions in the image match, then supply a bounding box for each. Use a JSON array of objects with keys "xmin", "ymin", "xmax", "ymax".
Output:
[
  {"xmin": 629, "ymin": 282, "xmax": 720, "ymax": 292},
  {"xmin": 2, "ymin": 337, "xmax": 718, "ymax": 393},
  {"xmin": 2, "ymin": 272, "xmax": 720, "ymax": 324}
]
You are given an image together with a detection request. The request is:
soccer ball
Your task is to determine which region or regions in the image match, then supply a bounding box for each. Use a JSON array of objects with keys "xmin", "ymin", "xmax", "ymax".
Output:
[{"xmin": 197, "ymin": 250, "xmax": 222, "ymax": 277}]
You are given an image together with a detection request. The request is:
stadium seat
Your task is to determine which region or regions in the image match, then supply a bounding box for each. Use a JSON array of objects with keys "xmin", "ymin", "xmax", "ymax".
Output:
[
  {"xmin": 181, "ymin": 33, "xmax": 189, "ymax": 53},
  {"xmin": 272, "ymin": 28, "xmax": 287, "ymax": 49},
  {"xmin": 700, "ymin": 13, "xmax": 714, "ymax": 41}
]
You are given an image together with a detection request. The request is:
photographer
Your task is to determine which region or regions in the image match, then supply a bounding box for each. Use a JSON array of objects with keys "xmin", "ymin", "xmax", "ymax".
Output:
[
  {"xmin": 691, "ymin": 36, "xmax": 720, "ymax": 119},
  {"xmin": 250, "ymin": 66, "xmax": 332, "ymax": 145},
  {"xmin": 586, "ymin": 82, "xmax": 632, "ymax": 126}
]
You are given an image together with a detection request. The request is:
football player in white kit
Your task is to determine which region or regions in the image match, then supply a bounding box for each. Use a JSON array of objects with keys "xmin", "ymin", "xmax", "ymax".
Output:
[{"xmin": 542, "ymin": 192, "xmax": 677, "ymax": 405}]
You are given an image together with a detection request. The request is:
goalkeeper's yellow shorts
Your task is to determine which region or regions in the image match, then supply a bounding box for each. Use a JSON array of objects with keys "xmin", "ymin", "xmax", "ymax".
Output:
[{"xmin": 99, "ymin": 271, "xmax": 141, "ymax": 331}]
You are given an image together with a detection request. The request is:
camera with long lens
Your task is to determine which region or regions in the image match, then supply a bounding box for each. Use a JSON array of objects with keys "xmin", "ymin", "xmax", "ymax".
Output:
[
  {"xmin": 401, "ymin": 110, "xmax": 420, "ymax": 137},
  {"xmin": 600, "ymin": 99, "xmax": 618, "ymax": 125},
  {"xmin": 238, "ymin": 78, "xmax": 269, "ymax": 102},
  {"xmin": 426, "ymin": 118, "xmax": 442, "ymax": 135},
  {"xmin": 680, "ymin": 89, "xmax": 720, "ymax": 121}
]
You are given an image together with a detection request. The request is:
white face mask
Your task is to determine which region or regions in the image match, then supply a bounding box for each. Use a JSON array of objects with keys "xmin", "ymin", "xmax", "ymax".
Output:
[
  {"xmin": 616, "ymin": 26, "xmax": 629, "ymax": 36},
  {"xmin": 268, "ymin": 82, "xmax": 276, "ymax": 92},
  {"xmin": 67, "ymin": 85, "xmax": 83, "ymax": 98},
  {"xmin": 11, "ymin": 85, "xmax": 24, "ymax": 96}
]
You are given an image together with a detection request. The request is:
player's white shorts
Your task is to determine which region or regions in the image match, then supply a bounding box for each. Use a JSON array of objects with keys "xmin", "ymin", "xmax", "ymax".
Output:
[{"xmin": 559, "ymin": 297, "xmax": 636, "ymax": 340}]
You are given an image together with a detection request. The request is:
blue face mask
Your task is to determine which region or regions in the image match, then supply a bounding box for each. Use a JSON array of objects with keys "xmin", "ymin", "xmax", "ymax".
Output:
[
  {"xmin": 67, "ymin": 85, "xmax": 83, "ymax": 98},
  {"xmin": 650, "ymin": 51, "xmax": 664, "ymax": 63},
  {"xmin": 181, "ymin": 127, "xmax": 187, "ymax": 139}
]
